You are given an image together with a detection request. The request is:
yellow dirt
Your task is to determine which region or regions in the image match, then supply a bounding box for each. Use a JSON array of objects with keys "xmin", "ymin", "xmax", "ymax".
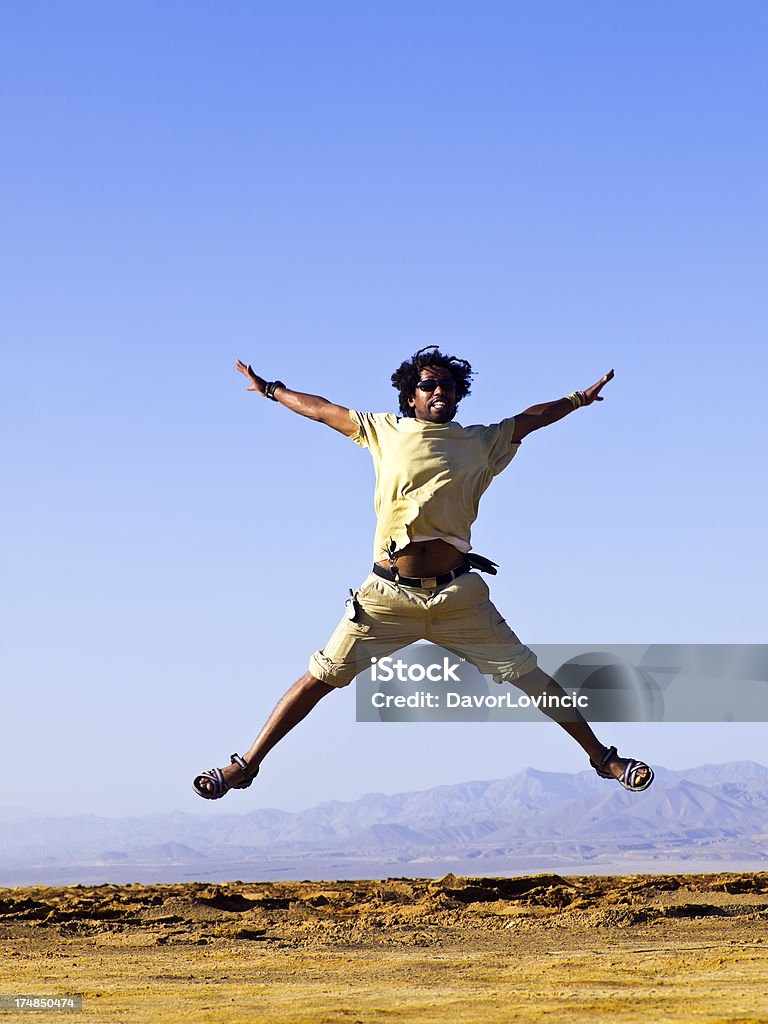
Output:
[{"xmin": 2, "ymin": 872, "xmax": 767, "ymax": 1023}]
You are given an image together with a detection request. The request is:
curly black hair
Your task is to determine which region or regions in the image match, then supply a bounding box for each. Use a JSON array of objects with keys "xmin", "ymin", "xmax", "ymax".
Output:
[{"xmin": 390, "ymin": 345, "xmax": 474, "ymax": 418}]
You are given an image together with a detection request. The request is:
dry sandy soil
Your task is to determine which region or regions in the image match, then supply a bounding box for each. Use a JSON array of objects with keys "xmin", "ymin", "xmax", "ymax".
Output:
[{"xmin": 1, "ymin": 872, "xmax": 767, "ymax": 1023}]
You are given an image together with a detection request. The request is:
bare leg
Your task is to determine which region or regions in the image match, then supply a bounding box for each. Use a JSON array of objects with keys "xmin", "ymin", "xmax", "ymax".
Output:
[
  {"xmin": 513, "ymin": 666, "xmax": 651, "ymax": 785},
  {"xmin": 197, "ymin": 672, "xmax": 334, "ymax": 794}
]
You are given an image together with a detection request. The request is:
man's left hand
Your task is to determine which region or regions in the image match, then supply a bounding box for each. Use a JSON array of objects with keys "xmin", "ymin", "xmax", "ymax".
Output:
[{"xmin": 583, "ymin": 369, "xmax": 614, "ymax": 405}]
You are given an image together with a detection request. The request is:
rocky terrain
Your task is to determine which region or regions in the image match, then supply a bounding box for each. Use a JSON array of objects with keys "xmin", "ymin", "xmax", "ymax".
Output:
[{"xmin": 2, "ymin": 872, "xmax": 767, "ymax": 1022}]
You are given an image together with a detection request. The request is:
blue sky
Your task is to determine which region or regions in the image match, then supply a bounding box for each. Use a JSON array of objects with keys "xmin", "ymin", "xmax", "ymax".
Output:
[{"xmin": 2, "ymin": 1, "xmax": 766, "ymax": 817}]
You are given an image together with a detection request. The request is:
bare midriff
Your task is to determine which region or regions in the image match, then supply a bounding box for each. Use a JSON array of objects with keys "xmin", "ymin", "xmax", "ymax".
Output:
[{"xmin": 375, "ymin": 538, "xmax": 466, "ymax": 578}]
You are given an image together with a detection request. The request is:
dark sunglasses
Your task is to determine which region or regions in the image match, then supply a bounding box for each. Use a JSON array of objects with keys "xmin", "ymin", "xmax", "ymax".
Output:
[{"xmin": 415, "ymin": 377, "xmax": 456, "ymax": 393}]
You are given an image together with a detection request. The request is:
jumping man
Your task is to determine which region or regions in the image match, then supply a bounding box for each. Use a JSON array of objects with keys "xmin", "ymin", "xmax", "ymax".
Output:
[{"xmin": 194, "ymin": 347, "xmax": 654, "ymax": 799}]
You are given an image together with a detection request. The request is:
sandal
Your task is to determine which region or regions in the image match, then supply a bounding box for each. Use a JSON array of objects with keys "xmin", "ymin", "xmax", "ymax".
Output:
[
  {"xmin": 590, "ymin": 745, "xmax": 654, "ymax": 793},
  {"xmin": 193, "ymin": 753, "xmax": 259, "ymax": 800}
]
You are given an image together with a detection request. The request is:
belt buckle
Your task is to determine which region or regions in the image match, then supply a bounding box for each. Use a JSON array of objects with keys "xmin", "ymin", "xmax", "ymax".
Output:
[{"xmin": 421, "ymin": 576, "xmax": 438, "ymax": 589}]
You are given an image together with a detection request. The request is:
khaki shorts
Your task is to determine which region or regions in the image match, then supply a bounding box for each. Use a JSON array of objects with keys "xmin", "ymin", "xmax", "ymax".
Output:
[{"xmin": 309, "ymin": 570, "xmax": 537, "ymax": 688}]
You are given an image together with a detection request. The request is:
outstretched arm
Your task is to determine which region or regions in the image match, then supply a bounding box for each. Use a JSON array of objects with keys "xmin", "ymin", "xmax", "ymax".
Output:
[
  {"xmin": 235, "ymin": 360, "xmax": 357, "ymax": 437},
  {"xmin": 511, "ymin": 369, "xmax": 614, "ymax": 443}
]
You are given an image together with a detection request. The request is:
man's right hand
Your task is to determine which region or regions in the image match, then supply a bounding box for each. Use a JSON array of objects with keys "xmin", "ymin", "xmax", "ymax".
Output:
[
  {"xmin": 234, "ymin": 360, "xmax": 357, "ymax": 436},
  {"xmin": 235, "ymin": 360, "xmax": 268, "ymax": 396}
]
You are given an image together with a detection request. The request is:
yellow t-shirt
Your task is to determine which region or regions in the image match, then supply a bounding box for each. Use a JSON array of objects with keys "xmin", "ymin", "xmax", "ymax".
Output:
[{"xmin": 348, "ymin": 411, "xmax": 520, "ymax": 561}]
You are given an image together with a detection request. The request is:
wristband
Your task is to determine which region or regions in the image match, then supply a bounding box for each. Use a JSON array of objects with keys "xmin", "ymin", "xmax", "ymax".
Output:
[
  {"xmin": 566, "ymin": 390, "xmax": 588, "ymax": 409},
  {"xmin": 265, "ymin": 380, "xmax": 286, "ymax": 402}
]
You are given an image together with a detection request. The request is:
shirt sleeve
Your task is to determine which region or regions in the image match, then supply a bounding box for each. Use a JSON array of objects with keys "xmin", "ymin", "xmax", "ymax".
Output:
[
  {"xmin": 347, "ymin": 410, "xmax": 381, "ymax": 449},
  {"xmin": 482, "ymin": 417, "xmax": 521, "ymax": 476}
]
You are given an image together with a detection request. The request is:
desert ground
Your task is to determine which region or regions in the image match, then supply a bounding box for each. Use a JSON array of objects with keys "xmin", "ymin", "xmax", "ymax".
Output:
[{"xmin": 1, "ymin": 872, "xmax": 767, "ymax": 1023}]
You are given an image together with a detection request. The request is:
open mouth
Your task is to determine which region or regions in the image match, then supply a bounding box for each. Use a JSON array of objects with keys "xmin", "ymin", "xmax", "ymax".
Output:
[{"xmin": 430, "ymin": 400, "xmax": 449, "ymax": 411}]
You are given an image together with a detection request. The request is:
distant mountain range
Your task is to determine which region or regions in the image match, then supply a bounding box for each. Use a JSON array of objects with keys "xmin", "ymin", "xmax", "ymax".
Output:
[{"xmin": 2, "ymin": 762, "xmax": 767, "ymax": 885}]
